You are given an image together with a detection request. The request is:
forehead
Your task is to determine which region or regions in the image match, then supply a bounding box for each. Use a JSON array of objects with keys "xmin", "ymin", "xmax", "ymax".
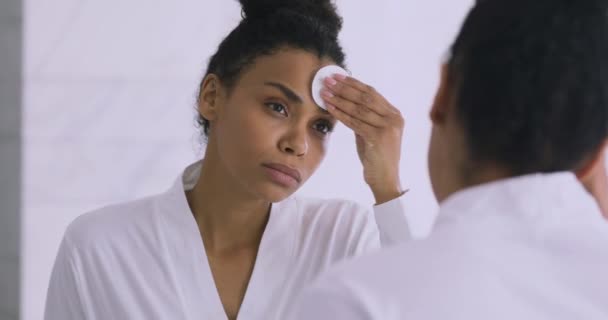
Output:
[{"xmin": 236, "ymin": 48, "xmax": 335, "ymax": 92}]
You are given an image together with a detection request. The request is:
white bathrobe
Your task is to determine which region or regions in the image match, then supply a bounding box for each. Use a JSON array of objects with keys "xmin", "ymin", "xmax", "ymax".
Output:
[
  {"xmin": 289, "ymin": 173, "xmax": 608, "ymax": 320},
  {"xmin": 44, "ymin": 161, "xmax": 419, "ymax": 320}
]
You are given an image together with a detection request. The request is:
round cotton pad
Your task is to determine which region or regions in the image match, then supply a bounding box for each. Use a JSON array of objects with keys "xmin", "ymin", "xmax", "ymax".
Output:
[{"xmin": 311, "ymin": 65, "xmax": 350, "ymax": 110}]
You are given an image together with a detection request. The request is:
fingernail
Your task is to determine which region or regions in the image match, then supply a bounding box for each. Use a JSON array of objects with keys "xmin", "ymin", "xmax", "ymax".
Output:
[
  {"xmin": 327, "ymin": 103, "xmax": 336, "ymax": 110},
  {"xmin": 324, "ymin": 77, "xmax": 337, "ymax": 86},
  {"xmin": 333, "ymin": 73, "xmax": 347, "ymax": 80},
  {"xmin": 321, "ymin": 89, "xmax": 334, "ymax": 99}
]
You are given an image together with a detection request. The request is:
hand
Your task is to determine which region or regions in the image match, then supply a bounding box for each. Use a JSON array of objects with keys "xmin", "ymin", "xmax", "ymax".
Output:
[{"xmin": 322, "ymin": 74, "xmax": 405, "ymax": 204}]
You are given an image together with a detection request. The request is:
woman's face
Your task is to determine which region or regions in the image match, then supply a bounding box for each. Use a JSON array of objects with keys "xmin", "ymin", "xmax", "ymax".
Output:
[{"xmin": 206, "ymin": 48, "xmax": 337, "ymax": 202}]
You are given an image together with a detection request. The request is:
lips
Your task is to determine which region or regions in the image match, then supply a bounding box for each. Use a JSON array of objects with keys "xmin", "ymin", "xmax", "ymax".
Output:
[{"xmin": 262, "ymin": 163, "xmax": 302, "ymax": 183}]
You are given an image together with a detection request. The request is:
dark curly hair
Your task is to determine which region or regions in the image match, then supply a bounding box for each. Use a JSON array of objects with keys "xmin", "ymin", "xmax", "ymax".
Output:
[
  {"xmin": 447, "ymin": 0, "xmax": 608, "ymax": 174},
  {"xmin": 197, "ymin": 0, "xmax": 346, "ymax": 137}
]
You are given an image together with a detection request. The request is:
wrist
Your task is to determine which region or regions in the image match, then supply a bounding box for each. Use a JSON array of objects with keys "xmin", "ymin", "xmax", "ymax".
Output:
[{"xmin": 371, "ymin": 181, "xmax": 405, "ymax": 205}]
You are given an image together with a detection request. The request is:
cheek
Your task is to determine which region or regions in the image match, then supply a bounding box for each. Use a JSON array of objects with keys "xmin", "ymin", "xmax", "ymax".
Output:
[
  {"xmin": 428, "ymin": 129, "xmax": 443, "ymax": 197},
  {"xmin": 226, "ymin": 102, "xmax": 274, "ymax": 138},
  {"xmin": 216, "ymin": 103, "xmax": 276, "ymax": 160},
  {"xmin": 316, "ymin": 136, "xmax": 330, "ymax": 159},
  {"xmin": 302, "ymin": 136, "xmax": 330, "ymax": 177}
]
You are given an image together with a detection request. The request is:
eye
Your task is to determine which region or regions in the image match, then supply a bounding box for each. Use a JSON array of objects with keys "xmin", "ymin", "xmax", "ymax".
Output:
[
  {"xmin": 313, "ymin": 120, "xmax": 334, "ymax": 135},
  {"xmin": 266, "ymin": 102, "xmax": 288, "ymax": 116}
]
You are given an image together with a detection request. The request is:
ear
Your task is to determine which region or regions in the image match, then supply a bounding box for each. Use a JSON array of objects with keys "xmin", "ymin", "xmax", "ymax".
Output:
[
  {"xmin": 430, "ymin": 63, "xmax": 453, "ymax": 125},
  {"xmin": 198, "ymin": 74, "xmax": 222, "ymax": 122},
  {"xmin": 577, "ymin": 140, "xmax": 608, "ymax": 182}
]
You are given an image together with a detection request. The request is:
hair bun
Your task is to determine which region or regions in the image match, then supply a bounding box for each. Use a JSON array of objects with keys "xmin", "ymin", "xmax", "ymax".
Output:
[{"xmin": 239, "ymin": 0, "xmax": 342, "ymax": 38}]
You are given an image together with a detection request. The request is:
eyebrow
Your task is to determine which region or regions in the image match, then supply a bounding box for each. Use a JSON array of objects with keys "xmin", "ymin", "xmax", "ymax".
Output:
[
  {"xmin": 263, "ymin": 81, "xmax": 331, "ymax": 115},
  {"xmin": 264, "ymin": 81, "xmax": 303, "ymax": 104}
]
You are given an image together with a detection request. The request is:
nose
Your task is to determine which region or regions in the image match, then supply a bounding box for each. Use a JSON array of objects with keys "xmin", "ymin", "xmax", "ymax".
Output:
[{"xmin": 279, "ymin": 126, "xmax": 309, "ymax": 157}]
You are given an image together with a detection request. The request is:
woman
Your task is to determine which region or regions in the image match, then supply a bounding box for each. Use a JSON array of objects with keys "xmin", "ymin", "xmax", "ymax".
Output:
[{"xmin": 44, "ymin": 1, "xmax": 413, "ymax": 319}]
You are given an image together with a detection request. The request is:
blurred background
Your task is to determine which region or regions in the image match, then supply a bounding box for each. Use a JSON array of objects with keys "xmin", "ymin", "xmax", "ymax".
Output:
[{"xmin": 0, "ymin": 0, "xmax": 477, "ymax": 319}]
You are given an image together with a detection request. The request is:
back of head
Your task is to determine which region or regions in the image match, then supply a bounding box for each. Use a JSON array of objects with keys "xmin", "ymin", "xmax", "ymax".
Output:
[
  {"xmin": 198, "ymin": 0, "xmax": 345, "ymax": 136},
  {"xmin": 448, "ymin": 0, "xmax": 608, "ymax": 175}
]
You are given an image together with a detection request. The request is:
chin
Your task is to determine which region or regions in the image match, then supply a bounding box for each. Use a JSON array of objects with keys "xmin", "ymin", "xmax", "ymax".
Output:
[{"xmin": 256, "ymin": 183, "xmax": 299, "ymax": 203}]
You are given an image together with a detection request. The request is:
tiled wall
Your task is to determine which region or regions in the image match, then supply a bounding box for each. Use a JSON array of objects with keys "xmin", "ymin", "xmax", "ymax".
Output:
[{"xmin": 0, "ymin": 0, "xmax": 21, "ymax": 319}]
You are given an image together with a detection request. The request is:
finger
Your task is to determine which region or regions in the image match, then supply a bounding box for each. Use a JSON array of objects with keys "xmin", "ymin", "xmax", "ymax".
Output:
[
  {"xmin": 324, "ymin": 77, "xmax": 386, "ymax": 117},
  {"xmin": 333, "ymin": 75, "xmax": 402, "ymax": 115},
  {"xmin": 324, "ymin": 76, "xmax": 389, "ymax": 117},
  {"xmin": 326, "ymin": 102, "xmax": 374, "ymax": 138},
  {"xmin": 322, "ymin": 89, "xmax": 384, "ymax": 127}
]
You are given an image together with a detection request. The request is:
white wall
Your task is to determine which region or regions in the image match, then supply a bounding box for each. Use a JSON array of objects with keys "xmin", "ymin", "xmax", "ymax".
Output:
[{"xmin": 22, "ymin": 1, "xmax": 474, "ymax": 319}]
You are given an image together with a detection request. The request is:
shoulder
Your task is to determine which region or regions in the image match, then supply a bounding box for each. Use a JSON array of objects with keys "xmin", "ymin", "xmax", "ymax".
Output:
[
  {"xmin": 294, "ymin": 241, "xmax": 480, "ymax": 320},
  {"xmin": 312, "ymin": 228, "xmax": 497, "ymax": 303},
  {"xmin": 290, "ymin": 196, "xmax": 377, "ymax": 238},
  {"xmin": 292, "ymin": 196, "xmax": 372, "ymax": 225},
  {"xmin": 63, "ymin": 192, "xmax": 168, "ymax": 252},
  {"xmin": 287, "ymin": 196, "xmax": 380, "ymax": 257}
]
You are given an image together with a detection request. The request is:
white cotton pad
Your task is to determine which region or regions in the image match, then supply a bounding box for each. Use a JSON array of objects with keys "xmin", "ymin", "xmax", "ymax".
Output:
[{"xmin": 311, "ymin": 65, "xmax": 350, "ymax": 110}]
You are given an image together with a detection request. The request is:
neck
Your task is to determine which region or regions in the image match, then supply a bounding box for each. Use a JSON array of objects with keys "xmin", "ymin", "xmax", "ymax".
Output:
[
  {"xmin": 462, "ymin": 164, "xmax": 512, "ymax": 190},
  {"xmin": 587, "ymin": 169, "xmax": 608, "ymax": 219},
  {"xmin": 186, "ymin": 153, "xmax": 271, "ymax": 253},
  {"xmin": 440, "ymin": 160, "xmax": 512, "ymax": 203}
]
